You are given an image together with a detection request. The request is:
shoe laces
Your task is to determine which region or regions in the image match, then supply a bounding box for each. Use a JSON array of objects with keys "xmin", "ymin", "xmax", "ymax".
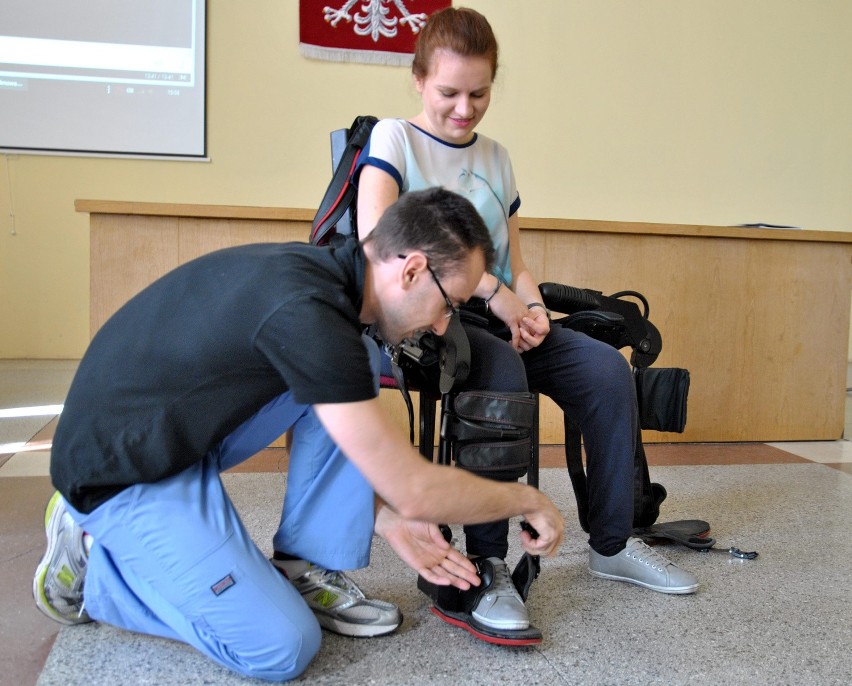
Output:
[
  {"xmin": 627, "ymin": 539, "xmax": 672, "ymax": 572},
  {"xmin": 482, "ymin": 558, "xmax": 520, "ymax": 600},
  {"xmin": 307, "ymin": 568, "xmax": 366, "ymax": 601}
]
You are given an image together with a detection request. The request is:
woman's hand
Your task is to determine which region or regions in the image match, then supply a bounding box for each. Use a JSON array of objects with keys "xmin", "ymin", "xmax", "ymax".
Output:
[
  {"xmin": 489, "ymin": 288, "xmax": 550, "ymax": 352},
  {"xmin": 487, "ymin": 286, "xmax": 533, "ymax": 352},
  {"xmin": 517, "ymin": 306, "xmax": 550, "ymax": 352}
]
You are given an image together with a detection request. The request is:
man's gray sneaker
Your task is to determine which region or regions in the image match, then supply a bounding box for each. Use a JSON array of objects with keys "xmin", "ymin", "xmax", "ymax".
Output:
[
  {"xmin": 469, "ymin": 557, "xmax": 530, "ymax": 631},
  {"xmin": 33, "ymin": 491, "xmax": 93, "ymax": 625},
  {"xmin": 589, "ymin": 537, "xmax": 699, "ymax": 594},
  {"xmin": 271, "ymin": 560, "xmax": 402, "ymax": 638}
]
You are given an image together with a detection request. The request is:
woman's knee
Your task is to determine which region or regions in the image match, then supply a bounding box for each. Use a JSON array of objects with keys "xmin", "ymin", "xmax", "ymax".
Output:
[
  {"xmin": 534, "ymin": 330, "xmax": 636, "ymax": 414},
  {"xmin": 593, "ymin": 342, "xmax": 634, "ymax": 393},
  {"xmin": 464, "ymin": 325, "xmax": 527, "ymax": 391}
]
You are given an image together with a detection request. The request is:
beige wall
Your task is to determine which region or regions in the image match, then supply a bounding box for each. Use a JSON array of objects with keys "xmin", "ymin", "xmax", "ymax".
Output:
[{"xmin": 1, "ymin": 0, "xmax": 851, "ymax": 359}]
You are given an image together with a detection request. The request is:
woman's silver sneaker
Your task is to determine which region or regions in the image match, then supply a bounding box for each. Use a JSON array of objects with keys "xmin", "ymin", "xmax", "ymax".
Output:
[
  {"xmin": 469, "ymin": 557, "xmax": 530, "ymax": 631},
  {"xmin": 589, "ymin": 537, "xmax": 699, "ymax": 594}
]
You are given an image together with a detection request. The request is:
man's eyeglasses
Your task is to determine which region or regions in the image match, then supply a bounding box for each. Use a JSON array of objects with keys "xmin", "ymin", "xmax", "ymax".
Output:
[{"xmin": 398, "ymin": 254, "xmax": 459, "ymax": 319}]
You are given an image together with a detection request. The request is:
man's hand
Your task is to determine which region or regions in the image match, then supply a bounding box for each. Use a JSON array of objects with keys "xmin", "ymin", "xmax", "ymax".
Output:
[
  {"xmin": 519, "ymin": 492, "xmax": 565, "ymax": 557},
  {"xmin": 375, "ymin": 507, "xmax": 481, "ymax": 590}
]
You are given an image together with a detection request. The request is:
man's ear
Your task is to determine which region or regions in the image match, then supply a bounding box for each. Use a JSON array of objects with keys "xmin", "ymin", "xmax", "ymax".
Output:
[{"xmin": 398, "ymin": 252, "xmax": 428, "ymax": 289}]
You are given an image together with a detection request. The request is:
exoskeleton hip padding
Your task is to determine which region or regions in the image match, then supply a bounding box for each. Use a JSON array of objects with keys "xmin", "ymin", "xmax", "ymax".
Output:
[{"xmin": 443, "ymin": 391, "xmax": 537, "ymax": 477}]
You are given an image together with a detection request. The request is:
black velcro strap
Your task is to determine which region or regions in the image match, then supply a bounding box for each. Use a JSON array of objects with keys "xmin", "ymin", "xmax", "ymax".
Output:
[
  {"xmin": 455, "ymin": 438, "xmax": 532, "ymax": 475},
  {"xmin": 443, "ymin": 391, "xmax": 536, "ymax": 478},
  {"xmin": 511, "ymin": 553, "xmax": 541, "ymax": 602},
  {"xmin": 452, "ymin": 390, "xmax": 537, "ymax": 430}
]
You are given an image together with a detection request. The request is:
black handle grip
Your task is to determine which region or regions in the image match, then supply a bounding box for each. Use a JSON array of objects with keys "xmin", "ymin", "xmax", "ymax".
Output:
[
  {"xmin": 539, "ymin": 282, "xmax": 602, "ymax": 314},
  {"xmin": 520, "ymin": 520, "xmax": 540, "ymax": 539}
]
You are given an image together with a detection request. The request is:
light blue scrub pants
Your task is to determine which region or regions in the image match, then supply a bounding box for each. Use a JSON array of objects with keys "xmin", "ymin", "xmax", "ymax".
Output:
[{"xmin": 66, "ymin": 335, "xmax": 382, "ymax": 682}]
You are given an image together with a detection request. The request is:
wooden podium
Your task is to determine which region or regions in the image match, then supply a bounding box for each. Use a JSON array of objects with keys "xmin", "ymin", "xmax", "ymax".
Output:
[{"xmin": 77, "ymin": 200, "xmax": 852, "ymax": 444}]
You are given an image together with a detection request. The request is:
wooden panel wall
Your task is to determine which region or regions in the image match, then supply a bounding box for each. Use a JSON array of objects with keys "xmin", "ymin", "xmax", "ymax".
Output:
[
  {"xmin": 522, "ymin": 226, "xmax": 852, "ymax": 443},
  {"xmin": 80, "ymin": 202, "xmax": 852, "ymax": 444}
]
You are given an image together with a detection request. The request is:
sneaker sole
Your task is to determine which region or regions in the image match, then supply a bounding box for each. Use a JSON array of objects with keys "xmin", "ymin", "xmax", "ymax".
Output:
[
  {"xmin": 588, "ymin": 568, "xmax": 698, "ymax": 595},
  {"xmin": 313, "ymin": 611, "xmax": 402, "ymax": 638},
  {"xmin": 33, "ymin": 492, "xmax": 81, "ymax": 625}
]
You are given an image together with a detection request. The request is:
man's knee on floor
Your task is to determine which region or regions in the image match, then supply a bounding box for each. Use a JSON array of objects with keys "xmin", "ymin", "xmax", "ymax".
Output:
[{"xmin": 224, "ymin": 619, "xmax": 322, "ymax": 682}]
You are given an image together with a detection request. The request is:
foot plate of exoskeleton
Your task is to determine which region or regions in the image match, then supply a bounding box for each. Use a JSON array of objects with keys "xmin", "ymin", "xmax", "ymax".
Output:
[
  {"xmin": 418, "ymin": 573, "xmax": 543, "ymax": 646},
  {"xmin": 429, "ymin": 605, "xmax": 543, "ymax": 646}
]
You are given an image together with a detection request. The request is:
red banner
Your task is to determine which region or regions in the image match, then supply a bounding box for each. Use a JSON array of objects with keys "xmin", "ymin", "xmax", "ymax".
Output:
[{"xmin": 300, "ymin": 0, "xmax": 451, "ymax": 66}]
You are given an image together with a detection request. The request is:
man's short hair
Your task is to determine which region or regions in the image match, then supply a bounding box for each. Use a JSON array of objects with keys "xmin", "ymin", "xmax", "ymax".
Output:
[{"xmin": 364, "ymin": 187, "xmax": 496, "ymax": 278}]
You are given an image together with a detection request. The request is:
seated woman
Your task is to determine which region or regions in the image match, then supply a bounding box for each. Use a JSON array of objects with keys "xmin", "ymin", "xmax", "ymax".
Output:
[{"xmin": 355, "ymin": 6, "xmax": 698, "ymax": 641}]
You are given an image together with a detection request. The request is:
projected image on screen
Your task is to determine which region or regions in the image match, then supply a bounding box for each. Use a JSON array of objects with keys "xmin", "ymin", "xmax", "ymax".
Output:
[{"xmin": 0, "ymin": 0, "xmax": 206, "ymax": 158}]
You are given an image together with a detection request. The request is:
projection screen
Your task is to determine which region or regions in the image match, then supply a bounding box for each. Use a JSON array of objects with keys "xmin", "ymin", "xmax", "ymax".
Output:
[{"xmin": 0, "ymin": 0, "xmax": 206, "ymax": 158}]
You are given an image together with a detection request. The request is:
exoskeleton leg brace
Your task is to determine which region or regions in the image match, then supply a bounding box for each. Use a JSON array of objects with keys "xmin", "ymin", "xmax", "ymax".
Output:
[
  {"xmin": 419, "ymin": 389, "xmax": 544, "ymax": 645},
  {"xmin": 439, "ymin": 388, "xmax": 543, "ymax": 605}
]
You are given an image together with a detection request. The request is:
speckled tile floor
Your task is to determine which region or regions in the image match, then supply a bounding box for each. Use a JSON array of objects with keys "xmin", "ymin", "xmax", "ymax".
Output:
[{"xmin": 2, "ymin": 360, "xmax": 851, "ymax": 685}]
